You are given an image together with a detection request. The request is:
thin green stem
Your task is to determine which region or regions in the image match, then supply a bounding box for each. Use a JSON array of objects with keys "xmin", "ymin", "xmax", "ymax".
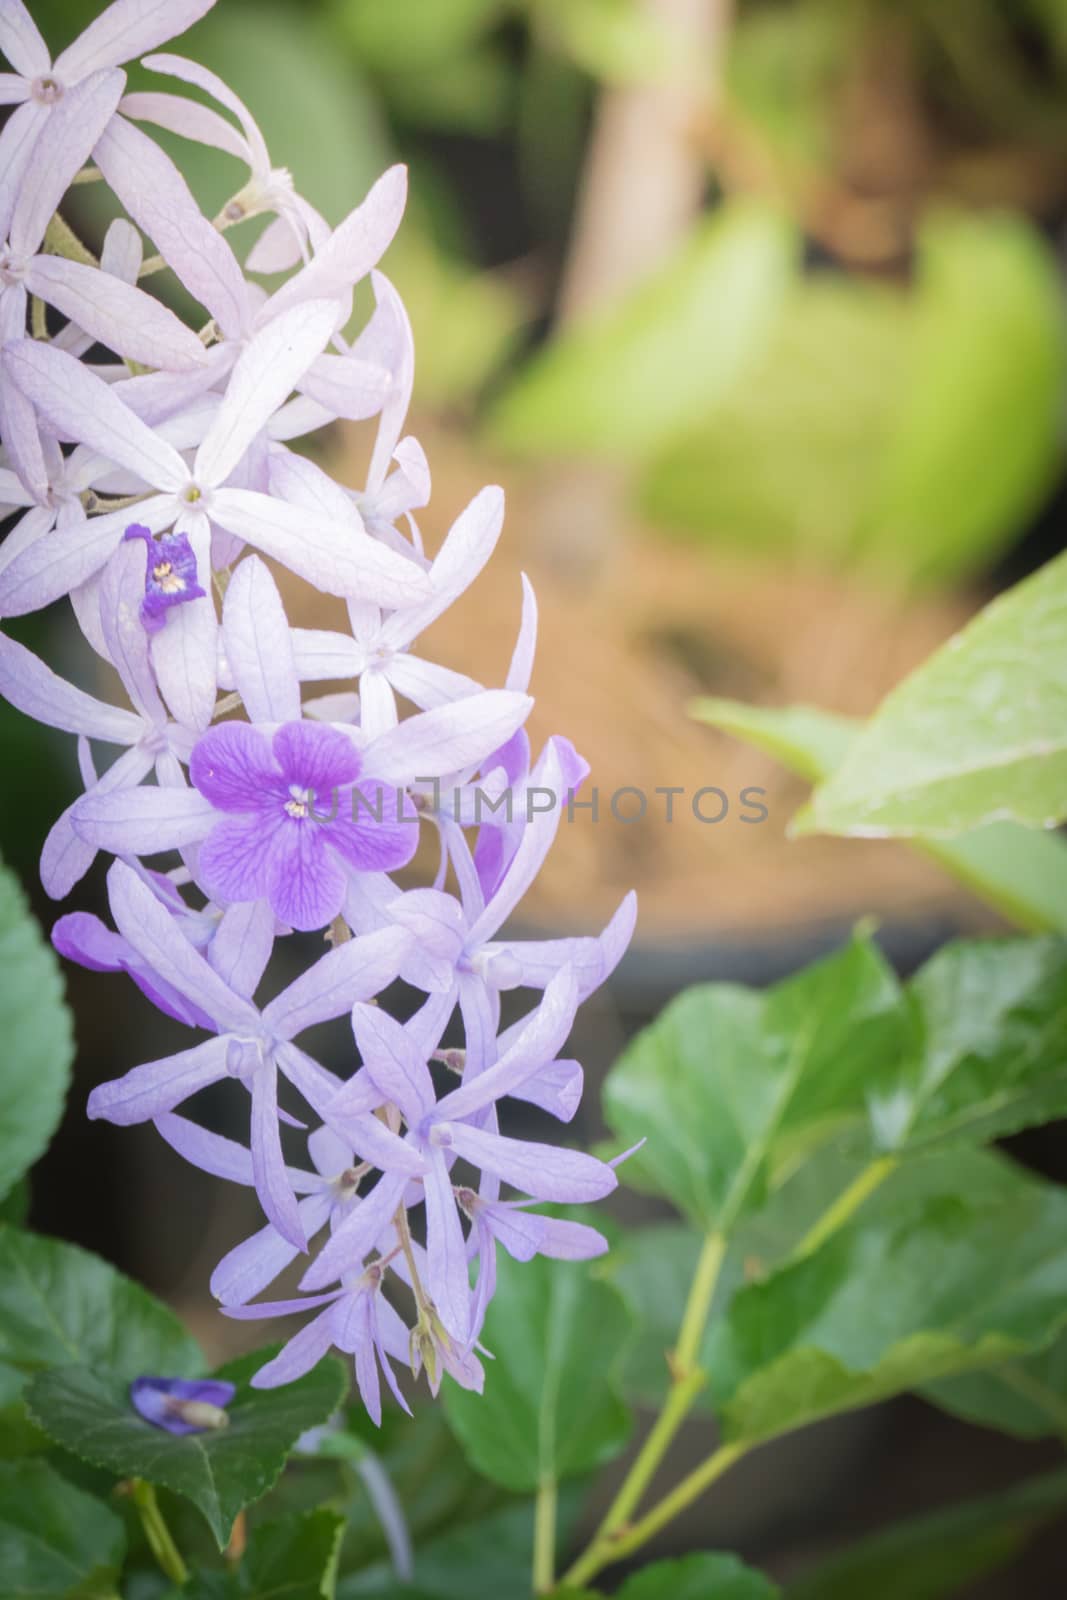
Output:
[
  {"xmin": 30, "ymin": 295, "xmax": 47, "ymax": 339},
  {"xmin": 793, "ymin": 1155, "xmax": 898, "ymax": 1261},
  {"xmin": 561, "ymin": 1231, "xmax": 725, "ymax": 1588},
  {"xmin": 533, "ymin": 1475, "xmax": 557, "ymax": 1593},
  {"xmin": 130, "ymin": 1478, "xmax": 188, "ymax": 1587},
  {"xmin": 43, "ymin": 212, "xmax": 97, "ymax": 266},
  {"xmin": 603, "ymin": 1442, "xmax": 748, "ymax": 1567}
]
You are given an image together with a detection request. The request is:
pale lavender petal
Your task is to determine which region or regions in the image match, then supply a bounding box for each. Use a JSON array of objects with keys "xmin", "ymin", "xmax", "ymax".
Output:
[
  {"xmin": 189, "ymin": 720, "xmax": 280, "ymax": 810},
  {"xmin": 423, "ymin": 1145, "xmax": 470, "ymax": 1344},
  {"xmin": 210, "ymin": 488, "xmax": 431, "ymax": 606},
  {"xmin": 267, "ymin": 826, "xmax": 346, "ymax": 933},
  {"xmin": 98, "ymin": 536, "xmax": 165, "ymax": 724},
  {"xmin": 2, "ymin": 342, "xmax": 188, "ymax": 488},
  {"xmin": 267, "ymin": 166, "xmax": 407, "ymax": 318},
  {"xmin": 246, "ymin": 214, "xmax": 303, "ymax": 274},
  {"xmin": 350, "ymin": 1003, "xmax": 434, "ymax": 1127},
  {"xmin": 105, "ymin": 857, "xmax": 258, "ymax": 1031},
  {"xmin": 385, "ymin": 889, "xmax": 465, "ymax": 967},
  {"xmin": 289, "ymin": 627, "xmax": 363, "ymax": 681},
  {"xmin": 0, "ymin": 497, "xmax": 173, "ymax": 619},
  {"xmin": 263, "ymin": 923, "xmax": 411, "ymax": 1039},
  {"xmin": 195, "ymin": 300, "xmax": 339, "ymax": 487},
  {"xmin": 26, "ymin": 256, "xmax": 208, "ymax": 370},
  {"xmin": 249, "ymin": 1308, "xmax": 336, "ymax": 1388},
  {"xmin": 0, "ymin": 73, "xmax": 28, "ymax": 104},
  {"xmin": 340, "ymin": 1294, "xmax": 381, "ymax": 1425},
  {"xmin": 142, "ymin": 51, "xmax": 267, "ymax": 168},
  {"xmin": 87, "ymin": 1035, "xmax": 229, "ymax": 1124},
  {"xmin": 326, "ymin": 786, "xmax": 417, "ymax": 876},
  {"xmin": 0, "ymin": 288, "xmax": 47, "ymax": 504},
  {"xmin": 10, "ymin": 70, "xmax": 124, "ymax": 255},
  {"xmin": 385, "ymin": 654, "xmax": 481, "ymax": 711},
  {"xmin": 149, "ymin": 511, "xmax": 216, "ymax": 731},
  {"xmin": 0, "ymin": 99, "xmax": 47, "ymax": 241},
  {"xmin": 54, "ymin": 0, "xmax": 217, "ymax": 79},
  {"xmin": 441, "ymin": 1123, "xmax": 617, "ymax": 1203},
  {"xmin": 329, "ymin": 1111, "xmax": 425, "ymax": 1180},
  {"xmin": 380, "ymin": 486, "xmax": 504, "ymax": 650},
  {"xmin": 212, "ymin": 1188, "xmax": 333, "ymax": 1306},
  {"xmin": 251, "ymin": 1063, "xmax": 306, "ymax": 1249},
  {"xmin": 365, "ymin": 691, "xmax": 532, "ymax": 785},
  {"xmin": 466, "ymin": 739, "xmax": 567, "ymax": 947},
  {"xmin": 221, "ymin": 555, "xmax": 300, "ymax": 723},
  {"xmin": 155, "ymin": 1112, "xmax": 255, "ymax": 1184},
  {"xmin": 489, "ymin": 1207, "xmax": 608, "ymax": 1264},
  {"xmin": 493, "ymin": 890, "xmax": 638, "ymax": 1001},
  {"xmin": 0, "ymin": 629, "xmax": 142, "ymax": 741},
  {"xmin": 268, "ymin": 448, "xmax": 364, "ymax": 526},
  {"xmin": 358, "ymin": 272, "xmax": 414, "ymax": 492},
  {"xmin": 510, "ymin": 1057, "xmax": 583, "ymax": 1123},
  {"xmin": 434, "ymin": 969, "xmax": 578, "ymax": 1123},
  {"xmin": 299, "ymin": 1169, "xmax": 408, "ymax": 1291},
  {"xmin": 41, "ymin": 745, "xmax": 154, "ymax": 899},
  {"xmin": 94, "ymin": 114, "xmax": 249, "ymax": 337},
  {"xmin": 0, "ymin": 0, "xmax": 49, "ymax": 76},
  {"xmin": 73, "ymin": 784, "xmax": 216, "ymax": 855},
  {"xmin": 298, "ymin": 353, "xmax": 389, "ymax": 421},
  {"xmin": 208, "ymin": 899, "xmax": 275, "ymax": 999},
  {"xmin": 507, "ymin": 573, "xmax": 538, "ymax": 692},
  {"xmin": 120, "ymin": 88, "xmax": 248, "ymax": 160},
  {"xmin": 356, "ymin": 669, "xmax": 397, "ymax": 738},
  {"xmin": 198, "ymin": 814, "xmax": 284, "ymax": 909},
  {"xmin": 273, "ymin": 720, "xmax": 361, "ymax": 791}
]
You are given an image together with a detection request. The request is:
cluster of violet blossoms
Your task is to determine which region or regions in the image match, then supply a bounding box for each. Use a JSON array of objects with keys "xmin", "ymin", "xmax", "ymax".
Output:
[{"xmin": 0, "ymin": 0, "xmax": 635, "ymax": 1422}]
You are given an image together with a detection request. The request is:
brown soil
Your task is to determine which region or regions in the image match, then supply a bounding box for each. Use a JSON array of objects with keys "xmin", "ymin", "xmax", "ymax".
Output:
[{"xmin": 291, "ymin": 422, "xmax": 989, "ymax": 942}]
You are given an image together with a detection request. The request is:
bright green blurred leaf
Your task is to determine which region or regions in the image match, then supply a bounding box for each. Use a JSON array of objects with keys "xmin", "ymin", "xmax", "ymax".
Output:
[
  {"xmin": 786, "ymin": 1466, "xmax": 1067, "ymax": 1600},
  {"xmin": 602, "ymin": 935, "xmax": 906, "ymax": 1229},
  {"xmin": 0, "ymin": 1226, "xmax": 201, "ymax": 1379},
  {"xmin": 865, "ymin": 211, "xmax": 1066, "ymax": 585},
  {"xmin": 811, "ymin": 552, "xmax": 1067, "ymax": 836},
  {"xmin": 536, "ymin": 0, "xmax": 677, "ymax": 84},
  {"xmin": 0, "ymin": 864, "xmax": 73, "ymax": 1202},
  {"xmin": 333, "ymin": 0, "xmax": 506, "ymax": 72},
  {"xmin": 27, "ymin": 1350, "xmax": 346, "ymax": 1549},
  {"xmin": 0, "ymin": 1457, "xmax": 126, "ymax": 1600},
  {"xmin": 488, "ymin": 201, "xmax": 795, "ymax": 459},
  {"xmin": 616, "ymin": 1552, "xmax": 779, "ymax": 1600},
  {"xmin": 692, "ymin": 695, "xmax": 1067, "ymax": 932},
  {"xmin": 923, "ymin": 1331, "xmax": 1067, "ymax": 1440},
  {"xmin": 706, "ymin": 1148, "xmax": 1067, "ymax": 1444},
  {"xmin": 443, "ymin": 1249, "xmax": 632, "ymax": 1492}
]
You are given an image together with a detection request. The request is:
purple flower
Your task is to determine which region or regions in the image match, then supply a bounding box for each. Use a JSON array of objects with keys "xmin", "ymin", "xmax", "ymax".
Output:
[
  {"xmin": 189, "ymin": 721, "xmax": 418, "ymax": 932},
  {"xmin": 130, "ymin": 1375, "xmax": 235, "ymax": 1434},
  {"xmin": 124, "ymin": 522, "xmax": 206, "ymax": 633}
]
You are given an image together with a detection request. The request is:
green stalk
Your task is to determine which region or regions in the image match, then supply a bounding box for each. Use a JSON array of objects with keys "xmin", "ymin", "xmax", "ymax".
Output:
[
  {"xmin": 533, "ymin": 1475, "xmax": 557, "ymax": 1593},
  {"xmin": 792, "ymin": 1154, "xmax": 898, "ymax": 1261},
  {"xmin": 130, "ymin": 1479, "xmax": 188, "ymax": 1587}
]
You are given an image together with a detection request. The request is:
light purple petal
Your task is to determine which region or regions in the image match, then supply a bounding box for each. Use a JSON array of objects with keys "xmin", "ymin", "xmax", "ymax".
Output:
[
  {"xmin": 0, "ymin": 99, "xmax": 48, "ymax": 241},
  {"xmin": 434, "ymin": 969, "xmax": 579, "ymax": 1123},
  {"xmin": 209, "ymin": 488, "xmax": 430, "ymax": 606},
  {"xmin": 149, "ymin": 511, "xmax": 216, "ymax": 731},
  {"xmin": 155, "ymin": 1112, "xmax": 255, "ymax": 1185},
  {"xmin": 10, "ymin": 70, "xmax": 124, "ymax": 256},
  {"xmin": 267, "ymin": 165, "xmax": 407, "ymax": 318},
  {"xmin": 289, "ymin": 626, "xmax": 363, "ymax": 682},
  {"xmin": 299, "ymin": 352, "xmax": 389, "ymax": 421},
  {"xmin": 299, "ymin": 1169, "xmax": 408, "ymax": 1291},
  {"xmin": 350, "ymin": 1003, "xmax": 434, "ymax": 1127},
  {"xmin": 365, "ymin": 691, "xmax": 532, "ymax": 786},
  {"xmin": 195, "ymin": 300, "xmax": 339, "ymax": 487},
  {"xmin": 87, "ymin": 1035, "xmax": 229, "ymax": 1124},
  {"xmin": 212, "ymin": 1187, "xmax": 332, "ymax": 1307},
  {"xmin": 423, "ymin": 1145, "xmax": 470, "ymax": 1344},
  {"xmin": 198, "ymin": 815, "xmax": 283, "ymax": 909},
  {"xmin": 221, "ymin": 555, "xmax": 300, "ymax": 724},
  {"xmin": 249, "ymin": 1308, "xmax": 337, "ymax": 1388},
  {"xmin": 510, "ymin": 1057, "xmax": 583, "ymax": 1123},
  {"xmin": 143, "ymin": 49, "xmax": 267, "ymax": 165},
  {"xmin": 441, "ymin": 1123, "xmax": 617, "ymax": 1204},
  {"xmin": 72, "ymin": 784, "xmax": 217, "ymax": 855},
  {"xmin": 41, "ymin": 745, "xmax": 154, "ymax": 899},
  {"xmin": 94, "ymin": 113, "xmax": 249, "ymax": 337},
  {"xmin": 263, "ymin": 923, "xmax": 411, "ymax": 1038},
  {"xmin": 326, "ymin": 787, "xmax": 418, "ymax": 876},
  {"xmin": 273, "ymin": 721, "xmax": 361, "ymax": 790},
  {"xmin": 0, "ymin": 0, "xmax": 49, "ymax": 76},
  {"xmin": 54, "ymin": 0, "xmax": 217, "ymax": 79},
  {"xmin": 119, "ymin": 87, "xmax": 248, "ymax": 159},
  {"xmin": 98, "ymin": 536, "xmax": 165, "ymax": 724},
  {"xmin": 466, "ymin": 739, "xmax": 568, "ymax": 947},
  {"xmin": 0, "ymin": 497, "xmax": 173, "ymax": 619},
  {"xmin": 0, "ymin": 628, "xmax": 142, "ymax": 741},
  {"xmin": 385, "ymin": 654, "xmax": 481, "ymax": 711},
  {"xmin": 488, "ymin": 1206, "xmax": 608, "ymax": 1264},
  {"xmin": 251, "ymin": 1064, "xmax": 306, "ymax": 1249},
  {"xmin": 189, "ymin": 721, "xmax": 279, "ymax": 810},
  {"xmin": 26, "ymin": 255, "xmax": 208, "ymax": 370},
  {"xmin": 381, "ymin": 485, "xmax": 504, "ymax": 650},
  {"xmin": 266, "ymin": 826, "xmax": 345, "ymax": 933},
  {"xmin": 507, "ymin": 573, "xmax": 538, "ymax": 692},
  {"xmin": 208, "ymin": 898, "xmax": 275, "ymax": 1000}
]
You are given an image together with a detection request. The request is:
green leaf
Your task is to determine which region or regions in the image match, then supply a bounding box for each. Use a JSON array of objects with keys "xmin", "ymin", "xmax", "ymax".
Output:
[
  {"xmin": 487, "ymin": 200, "xmax": 794, "ymax": 460},
  {"xmin": 786, "ymin": 1466, "xmax": 1067, "ymax": 1600},
  {"xmin": 615, "ymin": 1553, "xmax": 779, "ymax": 1599},
  {"xmin": 0, "ymin": 1226, "xmax": 201, "ymax": 1378},
  {"xmin": 442, "ymin": 1249, "xmax": 632, "ymax": 1493},
  {"xmin": 810, "ymin": 552, "xmax": 1067, "ymax": 837},
  {"xmin": 864, "ymin": 211, "xmax": 1066, "ymax": 586},
  {"xmin": 25, "ymin": 1349, "xmax": 347, "ymax": 1548},
  {"xmin": 692, "ymin": 695, "xmax": 1067, "ymax": 933},
  {"xmin": 0, "ymin": 1457, "xmax": 126, "ymax": 1600},
  {"xmin": 602, "ymin": 935, "xmax": 906, "ymax": 1229},
  {"xmin": 923, "ymin": 1330, "xmax": 1067, "ymax": 1440},
  {"xmin": 869, "ymin": 936, "xmax": 1067, "ymax": 1153},
  {"xmin": 706, "ymin": 1148, "xmax": 1067, "ymax": 1444},
  {"xmin": 332, "ymin": 0, "xmax": 505, "ymax": 72},
  {"xmin": 193, "ymin": 1509, "xmax": 345, "ymax": 1600},
  {"xmin": 0, "ymin": 863, "xmax": 74, "ymax": 1202}
]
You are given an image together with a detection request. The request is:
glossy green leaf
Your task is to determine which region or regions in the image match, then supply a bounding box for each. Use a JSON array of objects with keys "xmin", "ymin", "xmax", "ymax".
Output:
[
  {"xmin": 811, "ymin": 552, "xmax": 1067, "ymax": 837},
  {"xmin": 0, "ymin": 1226, "xmax": 201, "ymax": 1379},
  {"xmin": 786, "ymin": 1466, "xmax": 1067, "ymax": 1600},
  {"xmin": 869, "ymin": 936, "xmax": 1067, "ymax": 1153},
  {"xmin": 692, "ymin": 695, "xmax": 1067, "ymax": 933},
  {"xmin": 706, "ymin": 1148, "xmax": 1067, "ymax": 1444},
  {"xmin": 923, "ymin": 1330, "xmax": 1067, "ymax": 1440},
  {"xmin": 187, "ymin": 1508, "xmax": 346, "ymax": 1599},
  {"xmin": 865, "ymin": 211, "xmax": 1066, "ymax": 586},
  {"xmin": 0, "ymin": 1457, "xmax": 126, "ymax": 1600},
  {"xmin": 487, "ymin": 201, "xmax": 794, "ymax": 459},
  {"xmin": 442, "ymin": 1249, "xmax": 632, "ymax": 1493},
  {"xmin": 616, "ymin": 1553, "xmax": 779, "ymax": 1599},
  {"xmin": 0, "ymin": 864, "xmax": 73, "ymax": 1202},
  {"xmin": 26, "ymin": 1349, "xmax": 346, "ymax": 1548},
  {"xmin": 602, "ymin": 935, "xmax": 906, "ymax": 1228}
]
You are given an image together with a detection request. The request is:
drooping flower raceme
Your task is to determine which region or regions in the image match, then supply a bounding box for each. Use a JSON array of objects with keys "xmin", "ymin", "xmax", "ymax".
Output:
[{"xmin": 0, "ymin": 0, "xmax": 636, "ymax": 1420}]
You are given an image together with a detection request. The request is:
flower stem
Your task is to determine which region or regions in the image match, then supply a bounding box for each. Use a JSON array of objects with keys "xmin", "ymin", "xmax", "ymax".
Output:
[
  {"xmin": 603, "ymin": 1441, "xmax": 748, "ymax": 1568},
  {"xmin": 561, "ymin": 1230, "xmax": 725, "ymax": 1588},
  {"xmin": 130, "ymin": 1478, "xmax": 188, "ymax": 1587},
  {"xmin": 43, "ymin": 211, "xmax": 97, "ymax": 266},
  {"xmin": 792, "ymin": 1155, "xmax": 898, "ymax": 1261},
  {"xmin": 533, "ymin": 1475, "xmax": 557, "ymax": 1593}
]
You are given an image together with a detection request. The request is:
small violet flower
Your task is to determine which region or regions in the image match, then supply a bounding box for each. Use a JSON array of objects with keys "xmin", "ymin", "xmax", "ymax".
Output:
[
  {"xmin": 130, "ymin": 1375, "xmax": 235, "ymax": 1435},
  {"xmin": 124, "ymin": 522, "xmax": 206, "ymax": 633}
]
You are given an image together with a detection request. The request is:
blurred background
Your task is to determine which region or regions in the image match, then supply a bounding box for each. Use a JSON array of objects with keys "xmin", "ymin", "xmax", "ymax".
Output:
[{"xmin": 4, "ymin": 0, "xmax": 1067, "ymax": 1592}]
